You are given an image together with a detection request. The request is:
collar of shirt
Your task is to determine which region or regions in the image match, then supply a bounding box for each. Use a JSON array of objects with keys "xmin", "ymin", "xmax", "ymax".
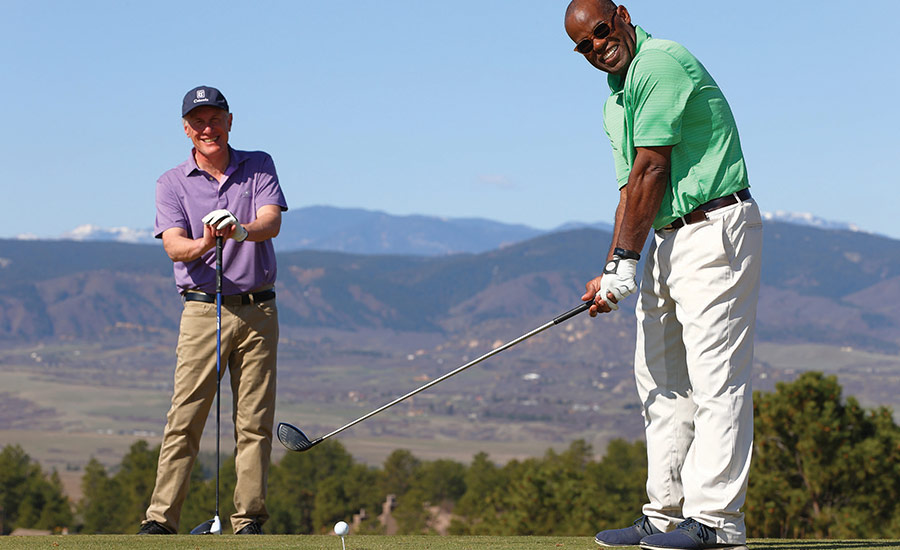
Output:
[
  {"xmin": 607, "ymin": 25, "xmax": 651, "ymax": 94},
  {"xmin": 181, "ymin": 146, "xmax": 249, "ymax": 182}
]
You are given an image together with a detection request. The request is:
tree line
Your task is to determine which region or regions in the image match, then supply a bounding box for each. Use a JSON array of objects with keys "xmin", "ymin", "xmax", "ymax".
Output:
[{"xmin": 3, "ymin": 371, "xmax": 900, "ymax": 538}]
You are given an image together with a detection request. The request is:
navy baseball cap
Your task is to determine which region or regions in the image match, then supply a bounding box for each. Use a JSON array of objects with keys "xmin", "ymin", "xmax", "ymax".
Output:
[{"xmin": 182, "ymin": 85, "xmax": 229, "ymax": 117}]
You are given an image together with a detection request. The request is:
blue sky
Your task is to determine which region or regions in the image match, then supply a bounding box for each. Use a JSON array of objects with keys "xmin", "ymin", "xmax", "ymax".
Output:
[{"xmin": 3, "ymin": 1, "xmax": 899, "ymax": 240}]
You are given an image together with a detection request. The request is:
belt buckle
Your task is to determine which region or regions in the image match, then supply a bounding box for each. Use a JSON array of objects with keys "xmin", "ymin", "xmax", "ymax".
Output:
[{"xmin": 668, "ymin": 215, "xmax": 689, "ymax": 231}]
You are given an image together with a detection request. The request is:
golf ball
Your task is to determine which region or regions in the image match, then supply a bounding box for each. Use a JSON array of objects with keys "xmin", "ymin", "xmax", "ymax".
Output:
[{"xmin": 334, "ymin": 521, "xmax": 349, "ymax": 536}]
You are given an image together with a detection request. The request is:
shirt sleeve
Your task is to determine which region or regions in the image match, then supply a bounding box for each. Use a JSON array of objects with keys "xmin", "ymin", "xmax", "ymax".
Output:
[
  {"xmin": 253, "ymin": 153, "xmax": 288, "ymax": 213},
  {"xmin": 154, "ymin": 175, "xmax": 188, "ymax": 239},
  {"xmin": 603, "ymin": 94, "xmax": 632, "ymax": 190},
  {"xmin": 627, "ymin": 49, "xmax": 695, "ymax": 148}
]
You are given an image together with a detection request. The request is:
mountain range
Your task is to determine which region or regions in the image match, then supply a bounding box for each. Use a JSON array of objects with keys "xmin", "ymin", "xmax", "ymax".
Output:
[
  {"xmin": 41, "ymin": 206, "xmax": 586, "ymax": 255},
  {"xmin": 2, "ymin": 215, "xmax": 899, "ymax": 351},
  {"xmin": 16, "ymin": 205, "xmax": 877, "ymax": 257},
  {"xmin": 2, "ymin": 211, "xmax": 900, "ymax": 472}
]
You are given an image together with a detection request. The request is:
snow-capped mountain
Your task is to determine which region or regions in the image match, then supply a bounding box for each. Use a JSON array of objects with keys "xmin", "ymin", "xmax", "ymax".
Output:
[
  {"xmin": 9, "ymin": 207, "xmax": 884, "ymax": 253},
  {"xmin": 60, "ymin": 224, "xmax": 156, "ymax": 244},
  {"xmin": 761, "ymin": 211, "xmax": 868, "ymax": 234}
]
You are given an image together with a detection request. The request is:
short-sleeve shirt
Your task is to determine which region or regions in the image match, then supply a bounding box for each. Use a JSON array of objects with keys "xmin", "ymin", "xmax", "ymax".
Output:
[
  {"xmin": 154, "ymin": 147, "xmax": 288, "ymax": 294},
  {"xmin": 603, "ymin": 26, "xmax": 749, "ymax": 229}
]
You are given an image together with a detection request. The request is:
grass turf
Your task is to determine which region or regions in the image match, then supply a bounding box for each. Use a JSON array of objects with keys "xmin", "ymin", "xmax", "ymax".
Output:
[{"xmin": 5, "ymin": 536, "xmax": 900, "ymax": 550}]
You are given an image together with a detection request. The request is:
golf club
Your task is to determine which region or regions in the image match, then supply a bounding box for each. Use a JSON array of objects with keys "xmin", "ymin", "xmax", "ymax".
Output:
[
  {"xmin": 191, "ymin": 236, "xmax": 223, "ymax": 535},
  {"xmin": 278, "ymin": 299, "xmax": 594, "ymax": 452}
]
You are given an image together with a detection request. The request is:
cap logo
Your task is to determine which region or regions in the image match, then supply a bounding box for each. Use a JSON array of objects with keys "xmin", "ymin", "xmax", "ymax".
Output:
[
  {"xmin": 193, "ymin": 88, "xmax": 209, "ymax": 104},
  {"xmin": 183, "ymin": 86, "xmax": 225, "ymax": 115}
]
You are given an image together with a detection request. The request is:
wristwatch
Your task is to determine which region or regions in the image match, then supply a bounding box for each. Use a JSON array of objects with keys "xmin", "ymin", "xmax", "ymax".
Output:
[{"xmin": 613, "ymin": 247, "xmax": 641, "ymax": 261}]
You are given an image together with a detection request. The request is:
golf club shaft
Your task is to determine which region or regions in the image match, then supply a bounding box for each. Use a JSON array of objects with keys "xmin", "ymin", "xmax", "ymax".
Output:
[
  {"xmin": 188, "ymin": 237, "xmax": 225, "ymax": 534},
  {"xmin": 215, "ymin": 236, "xmax": 222, "ymax": 519},
  {"xmin": 318, "ymin": 300, "xmax": 593, "ymax": 442}
]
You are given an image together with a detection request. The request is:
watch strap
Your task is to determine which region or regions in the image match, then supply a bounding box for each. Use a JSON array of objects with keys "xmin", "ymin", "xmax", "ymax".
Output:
[{"xmin": 613, "ymin": 247, "xmax": 640, "ymax": 261}]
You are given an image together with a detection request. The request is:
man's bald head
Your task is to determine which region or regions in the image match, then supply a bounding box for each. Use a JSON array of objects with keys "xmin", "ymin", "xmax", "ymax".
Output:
[
  {"xmin": 565, "ymin": 0, "xmax": 617, "ymax": 26},
  {"xmin": 565, "ymin": 0, "xmax": 619, "ymax": 43},
  {"xmin": 564, "ymin": 0, "xmax": 637, "ymax": 76}
]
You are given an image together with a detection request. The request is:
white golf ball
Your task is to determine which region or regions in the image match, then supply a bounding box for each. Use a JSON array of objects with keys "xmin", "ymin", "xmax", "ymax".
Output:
[{"xmin": 334, "ymin": 521, "xmax": 349, "ymax": 536}]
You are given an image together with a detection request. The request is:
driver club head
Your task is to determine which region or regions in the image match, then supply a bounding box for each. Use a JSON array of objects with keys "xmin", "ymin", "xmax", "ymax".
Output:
[
  {"xmin": 190, "ymin": 515, "xmax": 221, "ymax": 535},
  {"xmin": 277, "ymin": 422, "xmax": 322, "ymax": 452}
]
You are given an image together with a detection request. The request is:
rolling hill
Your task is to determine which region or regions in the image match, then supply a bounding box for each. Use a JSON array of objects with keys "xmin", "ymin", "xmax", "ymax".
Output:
[
  {"xmin": 2, "ymin": 221, "xmax": 899, "ymax": 350},
  {"xmin": 1, "ymin": 220, "xmax": 899, "ymax": 474}
]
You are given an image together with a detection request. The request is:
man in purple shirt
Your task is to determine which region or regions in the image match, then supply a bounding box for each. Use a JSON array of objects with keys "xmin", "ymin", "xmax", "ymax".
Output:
[{"xmin": 138, "ymin": 85, "xmax": 288, "ymax": 535}]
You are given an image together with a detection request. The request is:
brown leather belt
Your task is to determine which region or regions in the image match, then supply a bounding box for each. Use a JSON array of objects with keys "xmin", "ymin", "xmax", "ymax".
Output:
[
  {"xmin": 183, "ymin": 289, "xmax": 276, "ymax": 306},
  {"xmin": 661, "ymin": 188, "xmax": 751, "ymax": 231}
]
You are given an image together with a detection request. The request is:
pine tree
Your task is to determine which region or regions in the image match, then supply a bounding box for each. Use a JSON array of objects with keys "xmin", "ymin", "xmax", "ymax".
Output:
[
  {"xmin": 450, "ymin": 451, "xmax": 505, "ymax": 534},
  {"xmin": 35, "ymin": 471, "xmax": 74, "ymax": 532},
  {"xmin": 266, "ymin": 439, "xmax": 356, "ymax": 534},
  {"xmin": 79, "ymin": 458, "xmax": 119, "ymax": 533},
  {"xmin": 379, "ymin": 449, "xmax": 421, "ymax": 499},
  {"xmin": 0, "ymin": 445, "xmax": 72, "ymax": 534},
  {"xmin": 573, "ymin": 438, "xmax": 647, "ymax": 534},
  {"xmin": 748, "ymin": 371, "xmax": 900, "ymax": 538},
  {"xmin": 0, "ymin": 444, "xmax": 31, "ymax": 534}
]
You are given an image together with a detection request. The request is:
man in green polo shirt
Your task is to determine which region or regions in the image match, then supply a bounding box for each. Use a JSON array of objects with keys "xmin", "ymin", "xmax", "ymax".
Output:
[{"xmin": 564, "ymin": 2, "xmax": 762, "ymax": 550}]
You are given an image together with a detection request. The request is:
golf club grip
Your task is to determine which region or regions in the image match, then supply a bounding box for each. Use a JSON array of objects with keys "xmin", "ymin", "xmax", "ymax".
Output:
[{"xmin": 553, "ymin": 300, "xmax": 593, "ymax": 324}]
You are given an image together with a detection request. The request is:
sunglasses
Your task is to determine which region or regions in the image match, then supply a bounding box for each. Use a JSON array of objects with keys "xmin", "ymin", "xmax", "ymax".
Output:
[{"xmin": 574, "ymin": 17, "xmax": 614, "ymax": 54}]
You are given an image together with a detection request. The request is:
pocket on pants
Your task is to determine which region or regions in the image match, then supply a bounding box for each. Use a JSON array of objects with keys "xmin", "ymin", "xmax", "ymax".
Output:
[
  {"xmin": 182, "ymin": 300, "xmax": 214, "ymax": 317},
  {"xmin": 180, "ymin": 301, "xmax": 215, "ymax": 339},
  {"xmin": 688, "ymin": 215, "xmax": 731, "ymax": 269},
  {"xmin": 722, "ymin": 201, "xmax": 763, "ymax": 270}
]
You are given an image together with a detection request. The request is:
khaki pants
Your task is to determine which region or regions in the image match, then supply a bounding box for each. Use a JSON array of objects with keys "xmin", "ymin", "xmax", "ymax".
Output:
[
  {"xmin": 144, "ymin": 298, "xmax": 278, "ymax": 533},
  {"xmin": 636, "ymin": 199, "xmax": 762, "ymax": 544}
]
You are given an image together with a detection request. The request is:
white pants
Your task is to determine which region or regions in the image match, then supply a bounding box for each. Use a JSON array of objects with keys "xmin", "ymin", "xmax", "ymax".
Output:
[{"xmin": 636, "ymin": 199, "xmax": 762, "ymax": 544}]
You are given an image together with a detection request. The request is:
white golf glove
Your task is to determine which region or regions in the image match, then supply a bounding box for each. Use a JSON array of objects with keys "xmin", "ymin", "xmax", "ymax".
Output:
[
  {"xmin": 596, "ymin": 255, "xmax": 638, "ymax": 311},
  {"xmin": 202, "ymin": 209, "xmax": 248, "ymax": 242}
]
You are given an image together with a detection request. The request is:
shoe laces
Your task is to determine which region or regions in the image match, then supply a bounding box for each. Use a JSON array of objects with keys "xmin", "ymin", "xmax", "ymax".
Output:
[
  {"xmin": 677, "ymin": 518, "xmax": 713, "ymax": 543},
  {"xmin": 633, "ymin": 516, "xmax": 657, "ymax": 536}
]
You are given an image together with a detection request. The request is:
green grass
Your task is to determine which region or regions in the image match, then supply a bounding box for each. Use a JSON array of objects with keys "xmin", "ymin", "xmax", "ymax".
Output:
[
  {"xmin": 4, "ymin": 535, "xmax": 582, "ymax": 549},
  {"xmin": 6, "ymin": 537, "xmax": 900, "ymax": 550}
]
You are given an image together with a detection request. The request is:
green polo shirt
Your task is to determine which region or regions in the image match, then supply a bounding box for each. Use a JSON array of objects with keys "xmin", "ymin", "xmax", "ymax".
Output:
[{"xmin": 603, "ymin": 26, "xmax": 749, "ymax": 229}]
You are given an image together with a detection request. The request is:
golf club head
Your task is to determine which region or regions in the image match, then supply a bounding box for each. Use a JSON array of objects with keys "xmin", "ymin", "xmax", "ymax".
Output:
[
  {"xmin": 190, "ymin": 515, "xmax": 221, "ymax": 535},
  {"xmin": 278, "ymin": 422, "xmax": 322, "ymax": 452}
]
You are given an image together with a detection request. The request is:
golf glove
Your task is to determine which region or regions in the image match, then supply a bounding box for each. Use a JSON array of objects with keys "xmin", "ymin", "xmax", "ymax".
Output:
[
  {"xmin": 596, "ymin": 255, "xmax": 638, "ymax": 311},
  {"xmin": 202, "ymin": 209, "xmax": 248, "ymax": 242}
]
